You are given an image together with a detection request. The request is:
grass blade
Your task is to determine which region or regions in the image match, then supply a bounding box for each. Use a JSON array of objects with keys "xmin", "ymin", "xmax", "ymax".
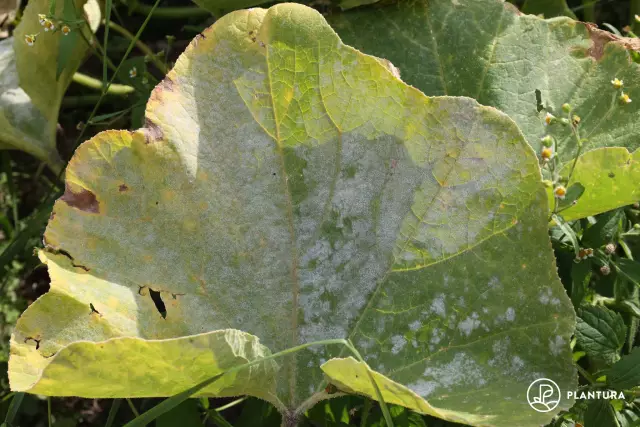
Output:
[
  {"xmin": 3, "ymin": 392, "xmax": 25, "ymax": 426},
  {"xmin": 104, "ymin": 399, "xmax": 122, "ymax": 427}
]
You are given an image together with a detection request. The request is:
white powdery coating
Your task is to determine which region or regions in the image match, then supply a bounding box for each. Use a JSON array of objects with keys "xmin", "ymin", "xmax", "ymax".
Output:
[
  {"xmin": 414, "ymin": 352, "xmax": 487, "ymax": 398},
  {"xmin": 430, "ymin": 294, "xmax": 446, "ymax": 317},
  {"xmin": 458, "ymin": 312, "xmax": 481, "ymax": 337},
  {"xmin": 505, "ymin": 307, "xmax": 515, "ymax": 322},
  {"xmin": 409, "ymin": 320, "xmax": 422, "ymax": 331},
  {"xmin": 408, "ymin": 379, "xmax": 439, "ymax": 398},
  {"xmin": 549, "ymin": 335, "xmax": 566, "ymax": 356},
  {"xmin": 390, "ymin": 335, "xmax": 407, "ymax": 354}
]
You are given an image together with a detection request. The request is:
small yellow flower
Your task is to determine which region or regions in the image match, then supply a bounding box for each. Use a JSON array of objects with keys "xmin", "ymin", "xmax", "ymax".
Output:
[
  {"xmin": 620, "ymin": 92, "xmax": 632, "ymax": 104},
  {"xmin": 38, "ymin": 14, "xmax": 46, "ymax": 25},
  {"xmin": 572, "ymin": 114, "xmax": 581, "ymax": 126},
  {"xmin": 541, "ymin": 147, "xmax": 553, "ymax": 161},
  {"xmin": 611, "ymin": 78, "xmax": 623, "ymax": 89},
  {"xmin": 636, "ymin": 14, "xmax": 640, "ymax": 23},
  {"xmin": 554, "ymin": 185, "xmax": 567, "ymax": 199},
  {"xmin": 24, "ymin": 34, "xmax": 37, "ymax": 46},
  {"xmin": 129, "ymin": 67, "xmax": 138, "ymax": 78},
  {"xmin": 42, "ymin": 18, "xmax": 55, "ymax": 32},
  {"xmin": 544, "ymin": 112, "xmax": 555, "ymax": 126},
  {"xmin": 61, "ymin": 25, "xmax": 71, "ymax": 36}
]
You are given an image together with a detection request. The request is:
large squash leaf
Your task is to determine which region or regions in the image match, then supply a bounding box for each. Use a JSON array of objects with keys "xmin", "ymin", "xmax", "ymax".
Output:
[
  {"xmin": 0, "ymin": 0, "xmax": 99, "ymax": 172},
  {"xmin": 330, "ymin": 0, "xmax": 640, "ymax": 219},
  {"xmin": 10, "ymin": 4, "xmax": 575, "ymax": 426}
]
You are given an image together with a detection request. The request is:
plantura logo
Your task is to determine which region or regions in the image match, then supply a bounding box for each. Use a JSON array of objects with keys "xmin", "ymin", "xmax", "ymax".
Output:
[
  {"xmin": 526, "ymin": 378, "xmax": 627, "ymax": 413},
  {"xmin": 527, "ymin": 378, "xmax": 561, "ymax": 413}
]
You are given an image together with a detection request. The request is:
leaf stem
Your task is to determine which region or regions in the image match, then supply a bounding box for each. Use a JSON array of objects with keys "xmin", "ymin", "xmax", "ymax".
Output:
[
  {"xmin": 104, "ymin": 20, "xmax": 168, "ymax": 74},
  {"xmin": 72, "ymin": 72, "xmax": 134, "ymax": 95}
]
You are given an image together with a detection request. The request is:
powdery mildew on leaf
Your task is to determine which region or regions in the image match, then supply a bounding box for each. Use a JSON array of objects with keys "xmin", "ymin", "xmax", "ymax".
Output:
[{"xmin": 10, "ymin": 4, "xmax": 575, "ymax": 426}]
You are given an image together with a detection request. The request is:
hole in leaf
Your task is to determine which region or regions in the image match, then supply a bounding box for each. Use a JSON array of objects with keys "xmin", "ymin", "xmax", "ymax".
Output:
[{"xmin": 149, "ymin": 289, "xmax": 167, "ymax": 319}]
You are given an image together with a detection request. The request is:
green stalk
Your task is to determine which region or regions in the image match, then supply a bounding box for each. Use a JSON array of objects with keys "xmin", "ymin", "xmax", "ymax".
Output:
[{"xmin": 72, "ymin": 72, "xmax": 134, "ymax": 95}]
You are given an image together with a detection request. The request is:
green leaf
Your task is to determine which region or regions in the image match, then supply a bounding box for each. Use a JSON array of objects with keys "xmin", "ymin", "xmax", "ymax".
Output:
[
  {"xmin": 607, "ymin": 347, "xmax": 640, "ymax": 391},
  {"xmin": 10, "ymin": 4, "xmax": 575, "ymax": 426},
  {"xmin": 582, "ymin": 209, "xmax": 624, "ymax": 249},
  {"xmin": 548, "ymin": 148, "xmax": 640, "ymax": 221},
  {"xmin": 571, "ymin": 260, "xmax": 591, "ymax": 308},
  {"xmin": 156, "ymin": 399, "xmax": 204, "ymax": 427},
  {"xmin": 0, "ymin": 0, "xmax": 100, "ymax": 171},
  {"xmin": 615, "ymin": 258, "xmax": 640, "ymax": 285},
  {"xmin": 521, "ymin": 0, "xmax": 577, "ymax": 19},
  {"xmin": 584, "ymin": 399, "xmax": 619, "ymax": 427},
  {"xmin": 576, "ymin": 306, "xmax": 626, "ymax": 364},
  {"xmin": 331, "ymin": 1, "xmax": 640, "ymax": 162},
  {"xmin": 556, "ymin": 182, "xmax": 585, "ymax": 211}
]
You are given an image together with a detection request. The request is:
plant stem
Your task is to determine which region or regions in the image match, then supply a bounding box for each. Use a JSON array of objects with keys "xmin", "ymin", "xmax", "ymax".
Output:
[
  {"xmin": 133, "ymin": 4, "xmax": 212, "ymax": 19},
  {"xmin": 215, "ymin": 397, "xmax": 246, "ymax": 412},
  {"xmin": 126, "ymin": 398, "xmax": 140, "ymax": 417},
  {"xmin": 72, "ymin": 72, "xmax": 135, "ymax": 95},
  {"xmin": 360, "ymin": 399, "xmax": 372, "ymax": 427},
  {"xmin": 105, "ymin": 20, "xmax": 169, "ymax": 74},
  {"xmin": 47, "ymin": 397, "xmax": 52, "ymax": 427},
  {"xmin": 576, "ymin": 364, "xmax": 596, "ymax": 384}
]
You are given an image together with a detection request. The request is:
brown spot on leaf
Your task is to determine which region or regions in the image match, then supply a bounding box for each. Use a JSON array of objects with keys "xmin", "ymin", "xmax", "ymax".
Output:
[
  {"xmin": 119, "ymin": 184, "xmax": 129, "ymax": 192},
  {"xmin": 586, "ymin": 23, "xmax": 640, "ymax": 60},
  {"xmin": 61, "ymin": 184, "xmax": 100, "ymax": 213},
  {"xmin": 143, "ymin": 118, "xmax": 164, "ymax": 144}
]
